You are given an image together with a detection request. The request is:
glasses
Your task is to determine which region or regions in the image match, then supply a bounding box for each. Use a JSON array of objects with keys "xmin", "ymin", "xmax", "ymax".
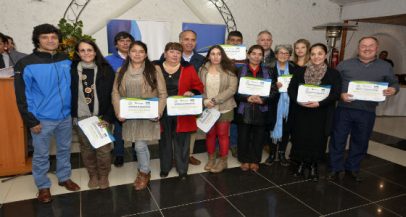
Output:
[
  {"xmin": 277, "ymin": 52, "xmax": 290, "ymax": 56},
  {"xmin": 78, "ymin": 49, "xmax": 95, "ymax": 53}
]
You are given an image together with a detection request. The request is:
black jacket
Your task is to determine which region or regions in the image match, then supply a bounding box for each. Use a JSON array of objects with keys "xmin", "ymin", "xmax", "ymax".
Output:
[{"xmin": 70, "ymin": 61, "xmax": 116, "ymax": 123}]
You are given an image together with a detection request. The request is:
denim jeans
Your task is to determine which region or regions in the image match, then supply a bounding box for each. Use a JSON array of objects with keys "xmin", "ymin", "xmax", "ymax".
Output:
[
  {"xmin": 31, "ymin": 116, "xmax": 72, "ymax": 189},
  {"xmin": 134, "ymin": 141, "xmax": 150, "ymax": 173}
]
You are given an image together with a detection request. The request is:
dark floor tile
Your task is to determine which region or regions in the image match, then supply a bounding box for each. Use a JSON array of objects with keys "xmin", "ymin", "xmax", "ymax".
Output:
[
  {"xmin": 0, "ymin": 192, "xmax": 80, "ymax": 217},
  {"xmin": 133, "ymin": 211, "xmax": 163, "ymax": 217},
  {"xmin": 360, "ymin": 154, "xmax": 392, "ymax": 169},
  {"xmin": 378, "ymin": 195, "xmax": 406, "ymax": 217},
  {"xmin": 332, "ymin": 173, "xmax": 406, "ymax": 201},
  {"xmin": 202, "ymin": 167, "xmax": 274, "ymax": 195},
  {"xmin": 228, "ymin": 187, "xmax": 319, "ymax": 217},
  {"xmin": 81, "ymin": 185, "xmax": 158, "ymax": 217},
  {"xmin": 162, "ymin": 198, "xmax": 242, "ymax": 217},
  {"xmin": 326, "ymin": 204, "xmax": 399, "ymax": 217},
  {"xmin": 257, "ymin": 163, "xmax": 304, "ymax": 185},
  {"xmin": 149, "ymin": 174, "xmax": 221, "ymax": 208},
  {"xmin": 362, "ymin": 163, "xmax": 406, "ymax": 188},
  {"xmin": 370, "ymin": 131, "xmax": 406, "ymax": 151},
  {"xmin": 282, "ymin": 179, "xmax": 368, "ymax": 214}
]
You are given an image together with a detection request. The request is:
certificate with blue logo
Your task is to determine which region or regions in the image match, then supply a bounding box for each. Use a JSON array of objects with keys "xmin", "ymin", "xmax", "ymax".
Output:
[
  {"xmin": 78, "ymin": 116, "xmax": 114, "ymax": 149},
  {"xmin": 120, "ymin": 98, "xmax": 159, "ymax": 119},
  {"xmin": 238, "ymin": 77, "xmax": 272, "ymax": 97},
  {"xmin": 297, "ymin": 84, "xmax": 331, "ymax": 102},
  {"xmin": 348, "ymin": 81, "xmax": 388, "ymax": 102},
  {"xmin": 167, "ymin": 95, "xmax": 203, "ymax": 116},
  {"xmin": 220, "ymin": 45, "xmax": 247, "ymax": 61}
]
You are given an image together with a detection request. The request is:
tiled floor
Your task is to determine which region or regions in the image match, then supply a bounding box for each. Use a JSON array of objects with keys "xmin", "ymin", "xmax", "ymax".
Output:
[{"xmin": 0, "ymin": 117, "xmax": 405, "ymax": 217}]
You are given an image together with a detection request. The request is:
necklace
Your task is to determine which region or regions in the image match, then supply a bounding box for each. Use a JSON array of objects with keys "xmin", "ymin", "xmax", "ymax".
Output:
[{"xmin": 163, "ymin": 62, "xmax": 180, "ymax": 78}]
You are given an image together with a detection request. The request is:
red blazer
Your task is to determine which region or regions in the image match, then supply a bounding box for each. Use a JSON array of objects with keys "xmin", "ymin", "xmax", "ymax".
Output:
[{"xmin": 176, "ymin": 65, "xmax": 204, "ymax": 132}]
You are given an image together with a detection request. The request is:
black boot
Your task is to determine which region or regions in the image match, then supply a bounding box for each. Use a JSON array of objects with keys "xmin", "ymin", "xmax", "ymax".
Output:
[
  {"xmin": 264, "ymin": 150, "xmax": 276, "ymax": 166},
  {"xmin": 278, "ymin": 151, "xmax": 290, "ymax": 167},
  {"xmin": 293, "ymin": 162, "xmax": 305, "ymax": 177},
  {"xmin": 309, "ymin": 163, "xmax": 319, "ymax": 182}
]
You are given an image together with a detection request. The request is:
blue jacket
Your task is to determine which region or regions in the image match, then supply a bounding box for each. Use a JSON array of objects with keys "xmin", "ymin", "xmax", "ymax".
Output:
[
  {"xmin": 14, "ymin": 50, "xmax": 71, "ymax": 128},
  {"xmin": 105, "ymin": 52, "xmax": 125, "ymax": 72}
]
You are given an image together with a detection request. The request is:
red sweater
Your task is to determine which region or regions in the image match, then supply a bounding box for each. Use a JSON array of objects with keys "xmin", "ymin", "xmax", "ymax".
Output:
[{"xmin": 175, "ymin": 65, "xmax": 204, "ymax": 132}]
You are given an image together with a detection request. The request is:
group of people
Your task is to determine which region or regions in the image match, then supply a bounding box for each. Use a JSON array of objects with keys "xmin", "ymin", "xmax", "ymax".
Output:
[{"xmin": 3, "ymin": 22, "xmax": 399, "ymax": 204}]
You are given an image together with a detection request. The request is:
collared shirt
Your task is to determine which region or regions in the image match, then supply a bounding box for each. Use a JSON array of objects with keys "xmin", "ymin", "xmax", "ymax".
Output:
[
  {"xmin": 337, "ymin": 57, "xmax": 399, "ymax": 112},
  {"xmin": 1, "ymin": 53, "xmax": 10, "ymax": 68},
  {"xmin": 182, "ymin": 52, "xmax": 193, "ymax": 62},
  {"xmin": 117, "ymin": 51, "xmax": 127, "ymax": 60}
]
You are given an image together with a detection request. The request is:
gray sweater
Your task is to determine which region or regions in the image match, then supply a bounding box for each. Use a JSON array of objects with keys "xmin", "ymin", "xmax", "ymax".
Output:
[{"xmin": 337, "ymin": 57, "xmax": 399, "ymax": 112}]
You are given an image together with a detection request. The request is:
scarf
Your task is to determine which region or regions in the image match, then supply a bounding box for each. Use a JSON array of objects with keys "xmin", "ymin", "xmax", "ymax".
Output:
[
  {"xmin": 304, "ymin": 62, "xmax": 327, "ymax": 85},
  {"xmin": 77, "ymin": 61, "xmax": 99, "ymax": 119},
  {"xmin": 271, "ymin": 62, "xmax": 290, "ymax": 142}
]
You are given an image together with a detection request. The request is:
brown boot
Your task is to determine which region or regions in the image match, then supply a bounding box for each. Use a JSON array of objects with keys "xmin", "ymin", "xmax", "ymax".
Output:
[
  {"xmin": 98, "ymin": 176, "xmax": 110, "ymax": 189},
  {"xmin": 88, "ymin": 175, "xmax": 99, "ymax": 189},
  {"xmin": 210, "ymin": 156, "xmax": 228, "ymax": 173},
  {"xmin": 134, "ymin": 171, "xmax": 151, "ymax": 191},
  {"xmin": 204, "ymin": 154, "xmax": 216, "ymax": 171}
]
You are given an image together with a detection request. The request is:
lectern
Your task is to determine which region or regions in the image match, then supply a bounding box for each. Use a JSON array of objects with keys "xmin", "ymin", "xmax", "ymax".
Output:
[{"xmin": 0, "ymin": 78, "xmax": 32, "ymax": 176}]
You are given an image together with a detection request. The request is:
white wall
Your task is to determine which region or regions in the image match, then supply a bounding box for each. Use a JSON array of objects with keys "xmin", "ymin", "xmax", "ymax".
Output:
[
  {"xmin": 342, "ymin": 22, "xmax": 406, "ymax": 74},
  {"xmin": 341, "ymin": 0, "xmax": 406, "ymax": 20},
  {"xmin": 1, "ymin": 0, "xmax": 341, "ymax": 56}
]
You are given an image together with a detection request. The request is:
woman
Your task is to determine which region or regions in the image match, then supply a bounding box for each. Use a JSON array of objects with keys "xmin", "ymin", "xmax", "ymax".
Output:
[
  {"xmin": 199, "ymin": 45, "xmax": 238, "ymax": 173},
  {"xmin": 292, "ymin": 39, "xmax": 311, "ymax": 67},
  {"xmin": 112, "ymin": 41, "xmax": 167, "ymax": 190},
  {"xmin": 156, "ymin": 42, "xmax": 204, "ymax": 179},
  {"xmin": 71, "ymin": 39, "xmax": 115, "ymax": 189},
  {"xmin": 288, "ymin": 43, "xmax": 341, "ymax": 181},
  {"xmin": 266, "ymin": 44, "xmax": 297, "ymax": 167},
  {"xmin": 236, "ymin": 45, "xmax": 278, "ymax": 172}
]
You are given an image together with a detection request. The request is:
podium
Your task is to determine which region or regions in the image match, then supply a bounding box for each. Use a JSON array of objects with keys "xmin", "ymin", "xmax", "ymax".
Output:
[{"xmin": 0, "ymin": 78, "xmax": 32, "ymax": 176}]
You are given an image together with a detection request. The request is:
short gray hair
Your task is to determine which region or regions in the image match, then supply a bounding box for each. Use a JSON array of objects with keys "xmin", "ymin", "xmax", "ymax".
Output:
[{"xmin": 275, "ymin": 44, "xmax": 293, "ymax": 55}]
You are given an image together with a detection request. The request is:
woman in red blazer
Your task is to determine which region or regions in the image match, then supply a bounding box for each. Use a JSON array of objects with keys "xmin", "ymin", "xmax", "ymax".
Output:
[{"xmin": 155, "ymin": 42, "xmax": 204, "ymax": 179}]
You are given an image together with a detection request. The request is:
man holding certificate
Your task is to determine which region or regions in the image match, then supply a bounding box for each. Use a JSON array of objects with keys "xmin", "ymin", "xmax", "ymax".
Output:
[
  {"xmin": 112, "ymin": 41, "xmax": 167, "ymax": 190},
  {"xmin": 328, "ymin": 36, "xmax": 399, "ymax": 182}
]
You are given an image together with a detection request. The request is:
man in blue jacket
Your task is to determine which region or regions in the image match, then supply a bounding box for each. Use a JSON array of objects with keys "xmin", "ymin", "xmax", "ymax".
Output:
[{"xmin": 14, "ymin": 24, "xmax": 80, "ymax": 203}]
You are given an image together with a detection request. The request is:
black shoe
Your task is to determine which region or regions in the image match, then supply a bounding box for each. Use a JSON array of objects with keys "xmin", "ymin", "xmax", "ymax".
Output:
[
  {"xmin": 309, "ymin": 163, "xmax": 319, "ymax": 182},
  {"xmin": 278, "ymin": 151, "xmax": 290, "ymax": 167},
  {"xmin": 346, "ymin": 171, "xmax": 363, "ymax": 182},
  {"xmin": 114, "ymin": 156, "xmax": 124, "ymax": 167},
  {"xmin": 264, "ymin": 151, "xmax": 276, "ymax": 166},
  {"xmin": 160, "ymin": 171, "xmax": 168, "ymax": 178},
  {"xmin": 294, "ymin": 162, "xmax": 305, "ymax": 177},
  {"xmin": 327, "ymin": 171, "xmax": 343, "ymax": 181},
  {"xmin": 179, "ymin": 173, "xmax": 187, "ymax": 180}
]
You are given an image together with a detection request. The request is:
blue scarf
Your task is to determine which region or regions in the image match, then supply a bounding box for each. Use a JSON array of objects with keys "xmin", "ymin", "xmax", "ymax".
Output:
[{"xmin": 271, "ymin": 62, "xmax": 290, "ymax": 142}]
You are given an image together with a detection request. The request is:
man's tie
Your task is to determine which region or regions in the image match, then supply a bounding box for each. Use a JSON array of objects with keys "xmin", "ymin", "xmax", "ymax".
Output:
[{"xmin": 0, "ymin": 54, "xmax": 5, "ymax": 69}]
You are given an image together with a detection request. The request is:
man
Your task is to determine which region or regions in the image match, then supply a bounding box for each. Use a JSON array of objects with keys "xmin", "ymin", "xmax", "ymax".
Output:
[
  {"xmin": 328, "ymin": 36, "xmax": 399, "ymax": 182},
  {"xmin": 105, "ymin": 31, "xmax": 135, "ymax": 167},
  {"xmin": 379, "ymin": 50, "xmax": 394, "ymax": 67},
  {"xmin": 14, "ymin": 24, "xmax": 80, "ymax": 203},
  {"xmin": 226, "ymin": 30, "xmax": 243, "ymax": 45},
  {"xmin": 0, "ymin": 33, "xmax": 26, "ymax": 67},
  {"xmin": 179, "ymin": 29, "xmax": 205, "ymax": 165},
  {"xmin": 257, "ymin": 30, "xmax": 276, "ymax": 68},
  {"xmin": 0, "ymin": 33, "xmax": 7, "ymax": 69}
]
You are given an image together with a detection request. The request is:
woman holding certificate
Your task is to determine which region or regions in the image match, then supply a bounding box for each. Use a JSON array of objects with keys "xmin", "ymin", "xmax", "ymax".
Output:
[
  {"xmin": 236, "ymin": 45, "xmax": 278, "ymax": 172},
  {"xmin": 288, "ymin": 43, "xmax": 341, "ymax": 181},
  {"xmin": 156, "ymin": 42, "xmax": 204, "ymax": 179},
  {"xmin": 266, "ymin": 44, "xmax": 297, "ymax": 167},
  {"xmin": 199, "ymin": 45, "xmax": 238, "ymax": 173},
  {"xmin": 71, "ymin": 39, "xmax": 116, "ymax": 189},
  {"xmin": 112, "ymin": 41, "xmax": 167, "ymax": 190}
]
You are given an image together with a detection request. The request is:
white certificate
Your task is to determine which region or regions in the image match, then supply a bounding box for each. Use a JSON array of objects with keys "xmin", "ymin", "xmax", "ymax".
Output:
[
  {"xmin": 348, "ymin": 81, "xmax": 388, "ymax": 102},
  {"xmin": 238, "ymin": 77, "xmax": 272, "ymax": 97},
  {"xmin": 220, "ymin": 45, "xmax": 247, "ymax": 61},
  {"xmin": 297, "ymin": 84, "xmax": 331, "ymax": 103},
  {"xmin": 167, "ymin": 95, "xmax": 203, "ymax": 116},
  {"xmin": 119, "ymin": 98, "xmax": 159, "ymax": 119},
  {"xmin": 78, "ymin": 116, "xmax": 114, "ymax": 149},
  {"xmin": 197, "ymin": 108, "xmax": 221, "ymax": 133},
  {"xmin": 278, "ymin": 74, "xmax": 293, "ymax": 93}
]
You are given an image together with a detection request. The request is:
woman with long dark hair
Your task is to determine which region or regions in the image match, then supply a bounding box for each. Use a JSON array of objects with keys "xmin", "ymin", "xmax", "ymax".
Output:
[
  {"xmin": 71, "ymin": 39, "xmax": 115, "ymax": 189},
  {"xmin": 199, "ymin": 45, "xmax": 238, "ymax": 173},
  {"xmin": 288, "ymin": 43, "xmax": 341, "ymax": 181},
  {"xmin": 112, "ymin": 41, "xmax": 167, "ymax": 190}
]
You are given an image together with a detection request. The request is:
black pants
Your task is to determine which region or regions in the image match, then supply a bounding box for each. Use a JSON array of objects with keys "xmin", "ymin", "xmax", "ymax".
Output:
[
  {"xmin": 270, "ymin": 118, "xmax": 290, "ymax": 153},
  {"xmin": 159, "ymin": 115, "xmax": 191, "ymax": 175},
  {"xmin": 237, "ymin": 123, "xmax": 265, "ymax": 164}
]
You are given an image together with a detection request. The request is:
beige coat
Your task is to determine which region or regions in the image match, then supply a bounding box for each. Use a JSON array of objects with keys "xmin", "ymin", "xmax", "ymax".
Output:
[
  {"xmin": 112, "ymin": 64, "xmax": 167, "ymax": 141},
  {"xmin": 198, "ymin": 62, "xmax": 237, "ymax": 111}
]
